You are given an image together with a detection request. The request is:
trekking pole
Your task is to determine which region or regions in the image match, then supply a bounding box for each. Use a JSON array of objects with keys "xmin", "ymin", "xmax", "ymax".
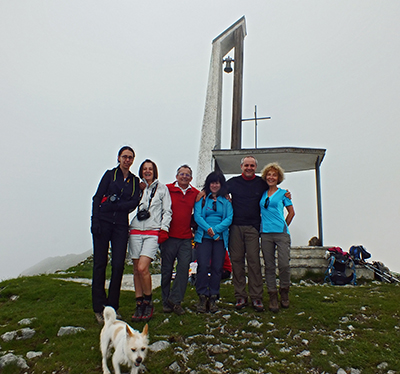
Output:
[
  {"xmin": 361, "ymin": 261, "xmax": 400, "ymax": 283},
  {"xmin": 362, "ymin": 262, "xmax": 392, "ymax": 283},
  {"xmin": 378, "ymin": 267, "xmax": 400, "ymax": 283}
]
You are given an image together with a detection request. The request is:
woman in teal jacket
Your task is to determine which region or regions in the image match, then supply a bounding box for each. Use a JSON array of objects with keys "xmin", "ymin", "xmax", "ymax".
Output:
[{"xmin": 194, "ymin": 171, "xmax": 233, "ymax": 313}]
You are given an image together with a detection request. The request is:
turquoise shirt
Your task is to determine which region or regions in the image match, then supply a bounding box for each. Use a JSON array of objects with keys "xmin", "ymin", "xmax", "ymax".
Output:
[
  {"xmin": 260, "ymin": 188, "xmax": 292, "ymax": 234},
  {"xmin": 194, "ymin": 194, "xmax": 233, "ymax": 248}
]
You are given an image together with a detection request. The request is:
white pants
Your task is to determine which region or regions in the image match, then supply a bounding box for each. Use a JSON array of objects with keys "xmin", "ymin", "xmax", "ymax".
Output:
[{"xmin": 128, "ymin": 233, "xmax": 158, "ymax": 260}]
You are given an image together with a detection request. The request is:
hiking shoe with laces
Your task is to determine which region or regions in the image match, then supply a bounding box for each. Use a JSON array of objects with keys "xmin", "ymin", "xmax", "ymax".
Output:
[
  {"xmin": 235, "ymin": 297, "xmax": 248, "ymax": 310},
  {"xmin": 141, "ymin": 301, "xmax": 154, "ymax": 322},
  {"xmin": 131, "ymin": 302, "xmax": 144, "ymax": 322},
  {"xmin": 252, "ymin": 299, "xmax": 264, "ymax": 312},
  {"xmin": 268, "ymin": 291, "xmax": 279, "ymax": 313},
  {"xmin": 209, "ymin": 295, "xmax": 219, "ymax": 313},
  {"xmin": 94, "ymin": 312, "xmax": 104, "ymax": 325},
  {"xmin": 280, "ymin": 287, "xmax": 290, "ymax": 308},
  {"xmin": 197, "ymin": 295, "xmax": 208, "ymax": 313},
  {"xmin": 173, "ymin": 304, "xmax": 185, "ymax": 315},
  {"xmin": 167, "ymin": 300, "xmax": 185, "ymax": 315},
  {"xmin": 163, "ymin": 303, "xmax": 173, "ymax": 313}
]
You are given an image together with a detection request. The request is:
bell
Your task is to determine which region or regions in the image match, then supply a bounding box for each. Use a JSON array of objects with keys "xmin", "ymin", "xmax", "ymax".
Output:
[{"xmin": 223, "ymin": 56, "xmax": 234, "ymax": 73}]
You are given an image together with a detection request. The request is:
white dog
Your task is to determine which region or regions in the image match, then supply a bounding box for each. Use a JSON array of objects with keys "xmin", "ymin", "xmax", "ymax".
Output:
[{"xmin": 100, "ymin": 306, "xmax": 149, "ymax": 374}]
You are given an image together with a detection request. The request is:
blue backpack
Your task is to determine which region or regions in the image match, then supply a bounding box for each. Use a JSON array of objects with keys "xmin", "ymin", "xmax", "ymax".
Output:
[
  {"xmin": 325, "ymin": 247, "xmax": 356, "ymax": 285},
  {"xmin": 349, "ymin": 245, "xmax": 371, "ymax": 264}
]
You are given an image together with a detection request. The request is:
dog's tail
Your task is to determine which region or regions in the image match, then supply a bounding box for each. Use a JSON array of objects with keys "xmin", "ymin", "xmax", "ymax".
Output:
[{"xmin": 103, "ymin": 306, "xmax": 117, "ymax": 325}]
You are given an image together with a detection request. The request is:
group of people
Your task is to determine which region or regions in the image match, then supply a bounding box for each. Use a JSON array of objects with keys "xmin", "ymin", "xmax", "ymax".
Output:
[{"xmin": 90, "ymin": 146, "xmax": 295, "ymax": 324}]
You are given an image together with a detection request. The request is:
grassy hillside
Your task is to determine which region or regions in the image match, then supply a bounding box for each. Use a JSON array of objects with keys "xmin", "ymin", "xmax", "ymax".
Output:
[{"xmin": 0, "ymin": 259, "xmax": 399, "ymax": 374}]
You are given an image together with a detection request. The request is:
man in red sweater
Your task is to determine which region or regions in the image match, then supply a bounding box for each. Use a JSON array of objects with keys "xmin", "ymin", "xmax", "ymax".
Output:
[{"xmin": 160, "ymin": 165, "xmax": 199, "ymax": 315}]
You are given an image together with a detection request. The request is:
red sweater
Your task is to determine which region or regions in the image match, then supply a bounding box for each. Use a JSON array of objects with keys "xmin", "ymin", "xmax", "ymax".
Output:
[{"xmin": 166, "ymin": 182, "xmax": 199, "ymax": 239}]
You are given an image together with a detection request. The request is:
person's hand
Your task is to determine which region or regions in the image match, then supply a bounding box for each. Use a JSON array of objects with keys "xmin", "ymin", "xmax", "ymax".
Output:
[
  {"xmin": 207, "ymin": 227, "xmax": 215, "ymax": 237},
  {"xmin": 139, "ymin": 181, "xmax": 146, "ymax": 190},
  {"xmin": 214, "ymin": 235, "xmax": 220, "ymax": 241},
  {"xmin": 196, "ymin": 190, "xmax": 206, "ymax": 203},
  {"xmin": 91, "ymin": 217, "xmax": 101, "ymax": 235},
  {"xmin": 285, "ymin": 190, "xmax": 292, "ymax": 200},
  {"xmin": 158, "ymin": 230, "xmax": 169, "ymax": 244}
]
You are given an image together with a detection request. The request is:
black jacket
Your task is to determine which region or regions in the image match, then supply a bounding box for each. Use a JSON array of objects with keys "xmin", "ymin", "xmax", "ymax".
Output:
[{"xmin": 92, "ymin": 167, "xmax": 141, "ymax": 226}]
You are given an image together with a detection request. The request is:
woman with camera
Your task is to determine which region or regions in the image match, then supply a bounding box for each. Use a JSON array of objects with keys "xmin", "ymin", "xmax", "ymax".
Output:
[
  {"xmin": 128, "ymin": 159, "xmax": 172, "ymax": 322},
  {"xmin": 91, "ymin": 146, "xmax": 141, "ymax": 324},
  {"xmin": 194, "ymin": 171, "xmax": 233, "ymax": 313}
]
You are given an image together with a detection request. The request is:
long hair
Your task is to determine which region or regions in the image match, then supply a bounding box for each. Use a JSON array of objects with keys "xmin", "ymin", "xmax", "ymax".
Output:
[{"xmin": 203, "ymin": 171, "xmax": 227, "ymax": 197}]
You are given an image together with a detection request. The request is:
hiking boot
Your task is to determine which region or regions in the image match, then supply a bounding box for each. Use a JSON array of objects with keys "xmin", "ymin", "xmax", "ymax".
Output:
[
  {"xmin": 209, "ymin": 295, "xmax": 219, "ymax": 313},
  {"xmin": 131, "ymin": 302, "xmax": 144, "ymax": 322},
  {"xmin": 252, "ymin": 299, "xmax": 264, "ymax": 312},
  {"xmin": 172, "ymin": 304, "xmax": 185, "ymax": 316},
  {"xmin": 168, "ymin": 300, "xmax": 185, "ymax": 315},
  {"xmin": 235, "ymin": 297, "xmax": 248, "ymax": 310},
  {"xmin": 94, "ymin": 312, "xmax": 104, "ymax": 325},
  {"xmin": 163, "ymin": 303, "xmax": 173, "ymax": 313},
  {"xmin": 280, "ymin": 287, "xmax": 290, "ymax": 308},
  {"xmin": 197, "ymin": 295, "xmax": 208, "ymax": 313},
  {"xmin": 141, "ymin": 301, "xmax": 154, "ymax": 322},
  {"xmin": 268, "ymin": 291, "xmax": 279, "ymax": 313}
]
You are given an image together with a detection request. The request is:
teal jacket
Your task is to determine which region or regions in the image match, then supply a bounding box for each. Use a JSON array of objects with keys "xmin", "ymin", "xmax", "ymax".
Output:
[{"xmin": 194, "ymin": 195, "xmax": 233, "ymax": 249}]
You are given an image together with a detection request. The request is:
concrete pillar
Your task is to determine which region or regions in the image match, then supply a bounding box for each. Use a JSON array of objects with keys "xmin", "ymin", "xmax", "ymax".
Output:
[{"xmin": 196, "ymin": 17, "xmax": 247, "ymax": 187}]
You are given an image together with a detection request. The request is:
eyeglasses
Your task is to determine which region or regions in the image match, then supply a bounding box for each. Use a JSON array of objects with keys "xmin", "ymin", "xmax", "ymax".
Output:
[
  {"xmin": 178, "ymin": 173, "xmax": 192, "ymax": 178},
  {"xmin": 121, "ymin": 155, "xmax": 134, "ymax": 161},
  {"xmin": 212, "ymin": 200, "xmax": 217, "ymax": 211},
  {"xmin": 264, "ymin": 197, "xmax": 270, "ymax": 209}
]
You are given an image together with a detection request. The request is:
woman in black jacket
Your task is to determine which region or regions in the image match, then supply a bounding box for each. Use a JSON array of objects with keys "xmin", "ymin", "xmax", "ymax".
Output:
[{"xmin": 91, "ymin": 146, "xmax": 141, "ymax": 323}]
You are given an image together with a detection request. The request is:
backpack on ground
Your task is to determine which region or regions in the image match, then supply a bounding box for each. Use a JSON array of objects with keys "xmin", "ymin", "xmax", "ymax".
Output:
[
  {"xmin": 324, "ymin": 247, "xmax": 356, "ymax": 285},
  {"xmin": 349, "ymin": 245, "xmax": 371, "ymax": 264},
  {"xmin": 349, "ymin": 246, "xmax": 399, "ymax": 283}
]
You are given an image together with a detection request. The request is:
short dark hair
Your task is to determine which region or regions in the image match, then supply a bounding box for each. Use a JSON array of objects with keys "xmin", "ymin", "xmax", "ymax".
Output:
[
  {"xmin": 139, "ymin": 159, "xmax": 158, "ymax": 181},
  {"xmin": 117, "ymin": 146, "xmax": 135, "ymax": 161},
  {"xmin": 203, "ymin": 171, "xmax": 227, "ymax": 197},
  {"xmin": 176, "ymin": 164, "xmax": 192, "ymax": 176}
]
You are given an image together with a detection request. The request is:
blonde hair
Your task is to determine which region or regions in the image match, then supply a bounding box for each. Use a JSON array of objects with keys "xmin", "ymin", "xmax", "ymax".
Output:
[{"xmin": 261, "ymin": 162, "xmax": 285, "ymax": 184}]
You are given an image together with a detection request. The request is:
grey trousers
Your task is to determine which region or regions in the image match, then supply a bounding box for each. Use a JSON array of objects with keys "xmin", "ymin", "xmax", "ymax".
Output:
[
  {"xmin": 160, "ymin": 237, "xmax": 192, "ymax": 306},
  {"xmin": 229, "ymin": 225, "xmax": 263, "ymax": 300},
  {"xmin": 261, "ymin": 232, "xmax": 291, "ymax": 291}
]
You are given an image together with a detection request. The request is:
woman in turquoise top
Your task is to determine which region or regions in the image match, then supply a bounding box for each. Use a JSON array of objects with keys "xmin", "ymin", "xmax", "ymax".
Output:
[
  {"xmin": 194, "ymin": 171, "xmax": 233, "ymax": 313},
  {"xmin": 260, "ymin": 162, "xmax": 295, "ymax": 313}
]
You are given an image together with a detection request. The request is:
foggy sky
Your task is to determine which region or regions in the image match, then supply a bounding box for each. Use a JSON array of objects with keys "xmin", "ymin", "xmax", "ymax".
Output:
[{"xmin": 1, "ymin": 1, "xmax": 399, "ymax": 280}]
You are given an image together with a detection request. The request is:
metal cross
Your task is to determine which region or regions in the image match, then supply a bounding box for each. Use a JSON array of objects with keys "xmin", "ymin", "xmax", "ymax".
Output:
[{"xmin": 241, "ymin": 105, "xmax": 271, "ymax": 148}]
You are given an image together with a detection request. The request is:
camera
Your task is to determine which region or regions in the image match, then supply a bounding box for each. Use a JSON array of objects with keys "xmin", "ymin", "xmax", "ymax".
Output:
[
  {"xmin": 108, "ymin": 194, "xmax": 120, "ymax": 203},
  {"xmin": 137, "ymin": 209, "xmax": 151, "ymax": 221}
]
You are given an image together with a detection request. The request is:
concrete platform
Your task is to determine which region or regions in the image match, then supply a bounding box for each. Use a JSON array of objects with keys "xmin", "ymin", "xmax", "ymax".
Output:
[
  {"xmin": 258, "ymin": 246, "xmax": 374, "ymax": 280},
  {"xmin": 288, "ymin": 246, "xmax": 374, "ymax": 279}
]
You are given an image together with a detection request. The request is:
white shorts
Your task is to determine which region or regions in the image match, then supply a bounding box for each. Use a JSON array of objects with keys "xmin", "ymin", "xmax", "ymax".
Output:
[{"xmin": 128, "ymin": 231, "xmax": 159, "ymax": 260}]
